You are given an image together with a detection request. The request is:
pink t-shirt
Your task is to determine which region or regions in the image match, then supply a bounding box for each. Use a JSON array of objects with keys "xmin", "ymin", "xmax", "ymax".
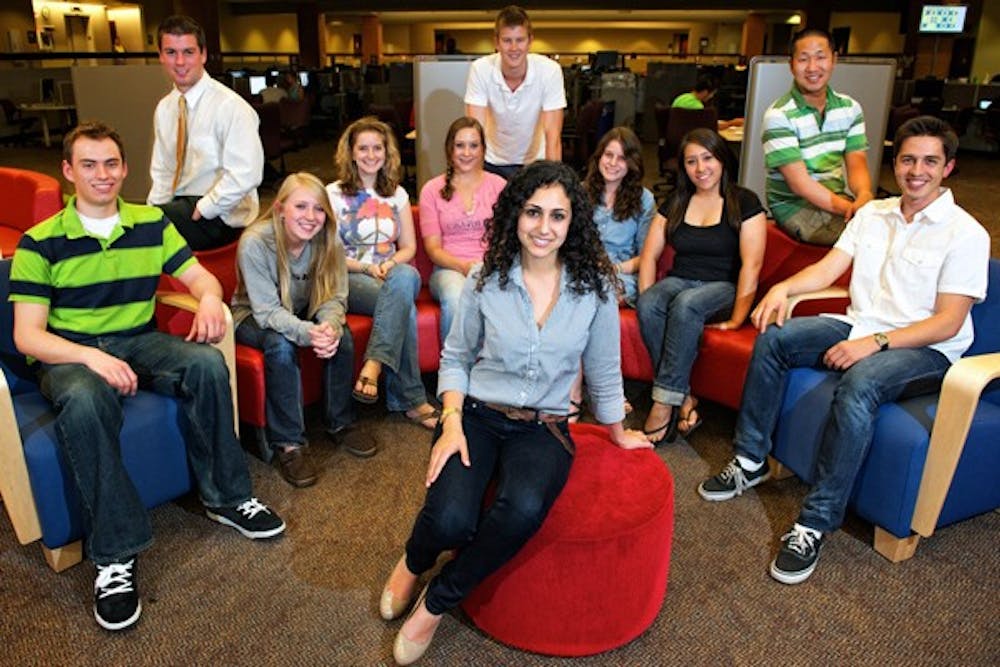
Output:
[{"xmin": 418, "ymin": 172, "xmax": 506, "ymax": 263}]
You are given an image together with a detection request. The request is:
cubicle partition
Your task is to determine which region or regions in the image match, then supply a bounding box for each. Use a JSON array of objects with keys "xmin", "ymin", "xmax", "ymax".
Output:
[
  {"xmin": 740, "ymin": 56, "xmax": 894, "ymax": 207},
  {"xmin": 413, "ymin": 55, "xmax": 475, "ymax": 191},
  {"xmin": 71, "ymin": 65, "xmax": 172, "ymax": 202}
]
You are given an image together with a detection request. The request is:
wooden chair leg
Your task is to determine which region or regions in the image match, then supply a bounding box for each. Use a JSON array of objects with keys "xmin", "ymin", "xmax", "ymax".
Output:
[
  {"xmin": 767, "ymin": 456, "xmax": 795, "ymax": 480},
  {"xmin": 43, "ymin": 541, "xmax": 83, "ymax": 572},
  {"xmin": 873, "ymin": 527, "xmax": 920, "ymax": 563}
]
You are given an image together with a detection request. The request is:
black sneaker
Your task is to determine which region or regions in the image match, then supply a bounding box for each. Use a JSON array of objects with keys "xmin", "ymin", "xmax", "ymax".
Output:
[
  {"xmin": 770, "ymin": 523, "xmax": 825, "ymax": 584},
  {"xmin": 698, "ymin": 457, "xmax": 771, "ymax": 501},
  {"xmin": 205, "ymin": 497, "xmax": 286, "ymax": 539},
  {"xmin": 94, "ymin": 557, "xmax": 141, "ymax": 631}
]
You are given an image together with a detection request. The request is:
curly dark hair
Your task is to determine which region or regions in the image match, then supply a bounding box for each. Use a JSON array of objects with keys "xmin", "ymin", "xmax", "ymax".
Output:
[
  {"xmin": 478, "ymin": 161, "xmax": 617, "ymax": 300},
  {"xmin": 582, "ymin": 126, "xmax": 645, "ymax": 222}
]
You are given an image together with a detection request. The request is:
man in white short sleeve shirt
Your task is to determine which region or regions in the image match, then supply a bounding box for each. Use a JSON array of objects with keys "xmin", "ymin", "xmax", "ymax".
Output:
[{"xmin": 465, "ymin": 5, "xmax": 566, "ymax": 180}]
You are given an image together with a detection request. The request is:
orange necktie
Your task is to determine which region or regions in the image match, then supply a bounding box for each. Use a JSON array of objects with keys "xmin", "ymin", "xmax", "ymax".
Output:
[{"xmin": 171, "ymin": 94, "xmax": 187, "ymax": 193}]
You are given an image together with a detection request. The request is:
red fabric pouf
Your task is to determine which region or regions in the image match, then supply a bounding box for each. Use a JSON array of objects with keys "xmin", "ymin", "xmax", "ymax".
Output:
[{"xmin": 461, "ymin": 422, "xmax": 674, "ymax": 656}]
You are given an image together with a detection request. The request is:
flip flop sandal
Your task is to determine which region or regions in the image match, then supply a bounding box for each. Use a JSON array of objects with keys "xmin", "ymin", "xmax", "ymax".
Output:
[
  {"xmin": 643, "ymin": 407, "xmax": 680, "ymax": 445},
  {"xmin": 679, "ymin": 409, "xmax": 703, "ymax": 438},
  {"xmin": 405, "ymin": 407, "xmax": 441, "ymax": 430},
  {"xmin": 352, "ymin": 376, "xmax": 379, "ymax": 404}
]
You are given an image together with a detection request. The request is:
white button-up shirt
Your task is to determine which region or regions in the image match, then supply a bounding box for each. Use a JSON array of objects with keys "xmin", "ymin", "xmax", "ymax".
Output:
[
  {"xmin": 148, "ymin": 73, "xmax": 264, "ymax": 228},
  {"xmin": 830, "ymin": 188, "xmax": 989, "ymax": 362}
]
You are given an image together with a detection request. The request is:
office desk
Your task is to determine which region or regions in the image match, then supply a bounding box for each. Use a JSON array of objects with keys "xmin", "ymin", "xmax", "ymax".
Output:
[{"xmin": 17, "ymin": 103, "xmax": 77, "ymax": 148}]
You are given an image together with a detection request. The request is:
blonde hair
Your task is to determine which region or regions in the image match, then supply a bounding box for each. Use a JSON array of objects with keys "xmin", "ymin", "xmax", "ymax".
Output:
[
  {"xmin": 333, "ymin": 116, "xmax": 401, "ymax": 197},
  {"xmin": 236, "ymin": 172, "xmax": 345, "ymax": 319}
]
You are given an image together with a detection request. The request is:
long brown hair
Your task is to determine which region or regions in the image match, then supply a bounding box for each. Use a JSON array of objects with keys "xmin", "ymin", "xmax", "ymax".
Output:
[
  {"xmin": 582, "ymin": 126, "xmax": 645, "ymax": 222},
  {"xmin": 440, "ymin": 116, "xmax": 486, "ymax": 201},
  {"xmin": 333, "ymin": 116, "xmax": 401, "ymax": 197},
  {"xmin": 235, "ymin": 172, "xmax": 345, "ymax": 319},
  {"xmin": 663, "ymin": 128, "xmax": 743, "ymax": 238}
]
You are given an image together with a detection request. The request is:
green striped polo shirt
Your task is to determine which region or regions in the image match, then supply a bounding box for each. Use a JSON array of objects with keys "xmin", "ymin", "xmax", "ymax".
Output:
[
  {"xmin": 9, "ymin": 197, "xmax": 196, "ymax": 342},
  {"xmin": 761, "ymin": 85, "xmax": 868, "ymax": 223}
]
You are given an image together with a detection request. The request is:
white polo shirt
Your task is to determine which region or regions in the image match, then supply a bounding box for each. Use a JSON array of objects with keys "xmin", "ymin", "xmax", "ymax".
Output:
[
  {"xmin": 831, "ymin": 188, "xmax": 989, "ymax": 362},
  {"xmin": 464, "ymin": 52, "xmax": 566, "ymax": 166}
]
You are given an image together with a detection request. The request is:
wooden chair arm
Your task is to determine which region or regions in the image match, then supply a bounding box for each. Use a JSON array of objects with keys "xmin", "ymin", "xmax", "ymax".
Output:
[
  {"xmin": 786, "ymin": 287, "xmax": 849, "ymax": 318},
  {"xmin": 0, "ymin": 370, "xmax": 43, "ymax": 545},
  {"xmin": 912, "ymin": 352, "xmax": 1000, "ymax": 536},
  {"xmin": 155, "ymin": 291, "xmax": 239, "ymax": 435}
]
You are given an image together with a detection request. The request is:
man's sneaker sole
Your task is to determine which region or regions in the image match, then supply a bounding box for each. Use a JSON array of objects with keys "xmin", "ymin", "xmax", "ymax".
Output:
[
  {"xmin": 697, "ymin": 470, "xmax": 771, "ymax": 501},
  {"xmin": 769, "ymin": 557, "xmax": 819, "ymax": 585},
  {"xmin": 94, "ymin": 600, "xmax": 142, "ymax": 631},
  {"xmin": 205, "ymin": 510, "xmax": 286, "ymax": 539}
]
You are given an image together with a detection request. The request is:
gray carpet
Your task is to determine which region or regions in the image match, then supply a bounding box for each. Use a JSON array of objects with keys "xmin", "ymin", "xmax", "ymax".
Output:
[{"xmin": 1, "ymin": 391, "xmax": 998, "ymax": 665}]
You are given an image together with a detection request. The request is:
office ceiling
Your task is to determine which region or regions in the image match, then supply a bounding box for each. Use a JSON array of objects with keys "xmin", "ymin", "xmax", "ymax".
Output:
[{"xmin": 226, "ymin": 1, "xmax": 907, "ymax": 21}]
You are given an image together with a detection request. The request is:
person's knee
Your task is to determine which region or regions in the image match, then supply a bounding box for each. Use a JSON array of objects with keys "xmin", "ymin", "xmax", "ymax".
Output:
[
  {"xmin": 494, "ymin": 488, "xmax": 550, "ymax": 537},
  {"xmin": 428, "ymin": 504, "xmax": 478, "ymax": 545},
  {"xmin": 262, "ymin": 331, "xmax": 298, "ymax": 365},
  {"xmin": 386, "ymin": 263, "xmax": 421, "ymax": 294},
  {"xmin": 182, "ymin": 344, "xmax": 229, "ymax": 387},
  {"xmin": 51, "ymin": 368, "xmax": 122, "ymax": 421}
]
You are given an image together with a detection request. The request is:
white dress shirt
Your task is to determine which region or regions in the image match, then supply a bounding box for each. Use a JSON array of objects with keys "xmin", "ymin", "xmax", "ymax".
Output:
[{"xmin": 148, "ymin": 72, "xmax": 264, "ymax": 228}]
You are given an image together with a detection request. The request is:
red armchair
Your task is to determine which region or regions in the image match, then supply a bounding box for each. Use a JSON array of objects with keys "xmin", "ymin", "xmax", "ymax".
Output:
[{"xmin": 0, "ymin": 167, "xmax": 63, "ymax": 257}]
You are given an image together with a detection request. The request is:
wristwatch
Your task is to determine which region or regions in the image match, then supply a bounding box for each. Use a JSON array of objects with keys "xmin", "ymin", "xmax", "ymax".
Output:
[{"xmin": 873, "ymin": 332, "xmax": 890, "ymax": 351}]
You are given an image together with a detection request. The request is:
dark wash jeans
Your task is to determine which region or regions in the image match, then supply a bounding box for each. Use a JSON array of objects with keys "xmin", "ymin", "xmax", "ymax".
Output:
[
  {"xmin": 404, "ymin": 398, "xmax": 574, "ymax": 614},
  {"xmin": 37, "ymin": 330, "xmax": 251, "ymax": 565},
  {"xmin": 734, "ymin": 316, "xmax": 951, "ymax": 533},
  {"xmin": 235, "ymin": 317, "xmax": 355, "ymax": 448}
]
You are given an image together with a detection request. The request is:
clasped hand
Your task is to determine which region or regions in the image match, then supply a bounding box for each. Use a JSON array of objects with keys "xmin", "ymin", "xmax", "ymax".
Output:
[{"xmin": 309, "ymin": 321, "xmax": 340, "ymax": 359}]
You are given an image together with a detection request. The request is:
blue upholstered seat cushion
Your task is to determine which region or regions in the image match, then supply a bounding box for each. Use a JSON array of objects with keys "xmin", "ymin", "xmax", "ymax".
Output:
[
  {"xmin": 774, "ymin": 368, "xmax": 1000, "ymax": 538},
  {"xmin": 14, "ymin": 388, "xmax": 193, "ymax": 550}
]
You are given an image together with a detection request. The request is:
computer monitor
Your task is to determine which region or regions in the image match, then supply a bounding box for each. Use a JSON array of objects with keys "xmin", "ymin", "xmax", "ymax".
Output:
[
  {"xmin": 913, "ymin": 77, "xmax": 944, "ymax": 100},
  {"xmin": 919, "ymin": 5, "xmax": 968, "ymax": 33},
  {"xmin": 979, "ymin": 99, "xmax": 993, "ymax": 111},
  {"xmin": 591, "ymin": 51, "xmax": 619, "ymax": 72},
  {"xmin": 249, "ymin": 75, "xmax": 267, "ymax": 95}
]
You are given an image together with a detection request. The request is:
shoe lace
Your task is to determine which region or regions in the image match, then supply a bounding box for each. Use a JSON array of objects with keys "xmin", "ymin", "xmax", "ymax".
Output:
[
  {"xmin": 95, "ymin": 560, "xmax": 135, "ymax": 599},
  {"xmin": 235, "ymin": 497, "xmax": 271, "ymax": 519},
  {"xmin": 782, "ymin": 525, "xmax": 820, "ymax": 556},
  {"xmin": 720, "ymin": 459, "xmax": 751, "ymax": 495}
]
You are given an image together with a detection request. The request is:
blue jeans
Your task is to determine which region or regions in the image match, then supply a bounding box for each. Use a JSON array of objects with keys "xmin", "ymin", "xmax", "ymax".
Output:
[
  {"xmin": 636, "ymin": 276, "xmax": 735, "ymax": 406},
  {"xmin": 429, "ymin": 267, "xmax": 467, "ymax": 343},
  {"xmin": 347, "ymin": 264, "xmax": 427, "ymax": 412},
  {"xmin": 734, "ymin": 316, "xmax": 951, "ymax": 533},
  {"xmin": 403, "ymin": 399, "xmax": 574, "ymax": 614},
  {"xmin": 235, "ymin": 317, "xmax": 355, "ymax": 448},
  {"xmin": 36, "ymin": 330, "xmax": 252, "ymax": 565}
]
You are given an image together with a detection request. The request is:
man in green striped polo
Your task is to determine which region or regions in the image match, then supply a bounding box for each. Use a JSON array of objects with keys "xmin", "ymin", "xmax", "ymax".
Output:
[
  {"xmin": 9, "ymin": 122, "xmax": 284, "ymax": 632},
  {"xmin": 762, "ymin": 28, "xmax": 874, "ymax": 245}
]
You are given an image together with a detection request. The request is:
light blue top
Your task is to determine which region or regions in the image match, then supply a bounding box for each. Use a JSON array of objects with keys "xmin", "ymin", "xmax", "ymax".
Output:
[
  {"xmin": 437, "ymin": 260, "xmax": 626, "ymax": 424},
  {"xmin": 594, "ymin": 187, "xmax": 655, "ymax": 304}
]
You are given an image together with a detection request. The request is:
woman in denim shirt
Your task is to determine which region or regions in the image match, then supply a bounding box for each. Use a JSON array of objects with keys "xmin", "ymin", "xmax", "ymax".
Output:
[
  {"xmin": 582, "ymin": 126, "xmax": 656, "ymax": 306},
  {"xmin": 379, "ymin": 162, "xmax": 650, "ymax": 664},
  {"xmin": 326, "ymin": 117, "xmax": 438, "ymax": 429}
]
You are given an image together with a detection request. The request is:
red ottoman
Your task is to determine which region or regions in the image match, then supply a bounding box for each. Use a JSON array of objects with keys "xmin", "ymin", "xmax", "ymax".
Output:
[{"xmin": 461, "ymin": 422, "xmax": 674, "ymax": 656}]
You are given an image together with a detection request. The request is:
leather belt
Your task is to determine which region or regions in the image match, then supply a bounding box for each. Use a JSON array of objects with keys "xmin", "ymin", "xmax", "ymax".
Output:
[{"xmin": 478, "ymin": 400, "xmax": 575, "ymax": 455}]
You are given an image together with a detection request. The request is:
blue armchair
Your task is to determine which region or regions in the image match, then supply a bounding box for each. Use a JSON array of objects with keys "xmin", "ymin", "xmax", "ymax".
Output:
[
  {"xmin": 770, "ymin": 258, "xmax": 1000, "ymax": 561},
  {"xmin": 0, "ymin": 259, "xmax": 239, "ymax": 571}
]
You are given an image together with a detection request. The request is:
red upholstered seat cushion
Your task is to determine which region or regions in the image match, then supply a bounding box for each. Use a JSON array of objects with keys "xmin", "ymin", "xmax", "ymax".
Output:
[{"xmin": 462, "ymin": 423, "xmax": 673, "ymax": 656}]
